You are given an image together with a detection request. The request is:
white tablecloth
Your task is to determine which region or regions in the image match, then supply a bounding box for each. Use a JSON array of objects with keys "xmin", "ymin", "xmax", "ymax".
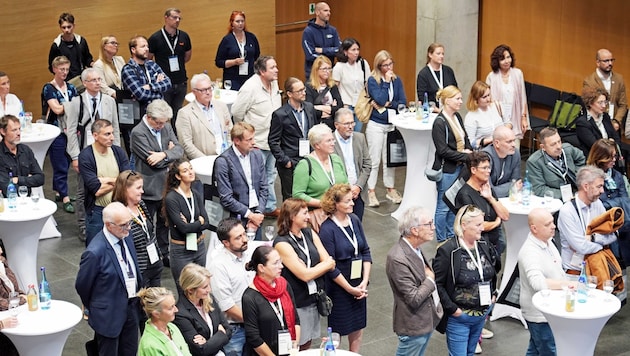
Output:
[{"xmin": 191, "ymin": 155, "xmax": 219, "ymax": 185}]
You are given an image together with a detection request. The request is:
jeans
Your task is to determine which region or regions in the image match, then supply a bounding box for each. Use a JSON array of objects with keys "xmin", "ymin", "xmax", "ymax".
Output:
[
  {"xmin": 395, "ymin": 332, "xmax": 432, "ymax": 356},
  {"xmin": 261, "ymin": 149, "xmax": 277, "ymax": 212},
  {"xmin": 435, "ymin": 166, "xmax": 462, "ymax": 242},
  {"xmin": 163, "ymin": 82, "xmax": 188, "ymax": 135},
  {"xmin": 224, "ymin": 324, "xmax": 246, "ymax": 356},
  {"xmin": 446, "ymin": 309, "xmax": 488, "ymax": 356},
  {"xmin": 49, "ymin": 134, "xmax": 70, "ymax": 197},
  {"xmin": 366, "ymin": 121, "xmax": 395, "ymax": 190},
  {"xmin": 525, "ymin": 321, "xmax": 556, "ymax": 356},
  {"xmin": 85, "ymin": 207, "xmax": 104, "ymax": 247}
]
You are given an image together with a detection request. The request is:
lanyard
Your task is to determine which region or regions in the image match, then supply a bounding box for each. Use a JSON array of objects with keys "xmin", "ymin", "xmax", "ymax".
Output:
[
  {"xmin": 161, "ymin": 28, "xmax": 179, "ymax": 55},
  {"xmin": 497, "ymin": 159, "xmax": 505, "ymax": 181},
  {"xmin": 332, "ymin": 216, "xmax": 358, "ymax": 256},
  {"xmin": 459, "ymin": 238, "xmax": 484, "ymax": 280},
  {"xmin": 53, "ymin": 82, "xmax": 69, "ymax": 102},
  {"xmin": 312, "ymin": 155, "xmax": 335, "ymax": 186},
  {"xmin": 289, "ymin": 231, "xmax": 311, "ymax": 267},
  {"xmin": 233, "ymin": 32, "xmax": 246, "ymax": 57},
  {"xmin": 176, "ymin": 187, "xmax": 195, "ymax": 223},
  {"xmin": 128, "ymin": 205, "xmax": 150, "ymax": 241},
  {"xmin": 428, "ymin": 64, "xmax": 444, "ymax": 89},
  {"xmin": 269, "ymin": 299, "xmax": 285, "ymax": 328},
  {"xmin": 292, "ymin": 108, "xmax": 305, "ymax": 138}
]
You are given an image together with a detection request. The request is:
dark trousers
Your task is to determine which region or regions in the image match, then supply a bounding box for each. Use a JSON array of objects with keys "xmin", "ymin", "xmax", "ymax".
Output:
[
  {"xmin": 277, "ymin": 163, "xmax": 296, "ymax": 201},
  {"xmin": 76, "ymin": 174, "xmax": 86, "ymax": 235},
  {"xmin": 85, "ymin": 206, "xmax": 105, "ymax": 247},
  {"xmin": 95, "ymin": 299, "xmax": 139, "ymax": 356},
  {"xmin": 49, "ymin": 134, "xmax": 70, "ymax": 197},
  {"xmin": 163, "ymin": 82, "xmax": 187, "ymax": 135},
  {"xmin": 119, "ymin": 123, "xmax": 135, "ymax": 157},
  {"xmin": 354, "ymin": 195, "xmax": 365, "ymax": 221},
  {"xmin": 144, "ymin": 199, "xmax": 169, "ymax": 258}
]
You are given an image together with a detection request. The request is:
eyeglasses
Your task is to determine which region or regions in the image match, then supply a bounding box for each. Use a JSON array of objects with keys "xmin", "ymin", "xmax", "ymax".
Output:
[
  {"xmin": 291, "ymin": 88, "xmax": 306, "ymax": 93},
  {"xmin": 474, "ymin": 165, "xmax": 491, "ymax": 171},
  {"xmin": 169, "ymin": 15, "xmax": 182, "ymax": 21},
  {"xmin": 596, "ymin": 100, "xmax": 609, "ymax": 106},
  {"xmin": 84, "ymin": 78, "xmax": 102, "ymax": 83},
  {"xmin": 125, "ymin": 170, "xmax": 138, "ymax": 180},
  {"xmin": 109, "ymin": 220, "xmax": 133, "ymax": 230},
  {"xmin": 56, "ymin": 67, "xmax": 70, "ymax": 72},
  {"xmin": 598, "ymin": 58, "xmax": 615, "ymax": 63},
  {"xmin": 416, "ymin": 221, "xmax": 435, "ymax": 229},
  {"xmin": 380, "ymin": 61, "xmax": 394, "ymax": 68},
  {"xmin": 338, "ymin": 121, "xmax": 355, "ymax": 127},
  {"xmin": 107, "ymin": 41, "xmax": 119, "ymax": 46},
  {"xmin": 319, "ymin": 67, "xmax": 332, "ymax": 71},
  {"xmin": 193, "ymin": 87, "xmax": 213, "ymax": 93}
]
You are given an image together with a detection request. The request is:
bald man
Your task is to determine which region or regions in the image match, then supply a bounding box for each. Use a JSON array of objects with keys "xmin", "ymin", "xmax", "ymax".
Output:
[
  {"xmin": 301, "ymin": 2, "xmax": 340, "ymax": 79},
  {"xmin": 482, "ymin": 125, "xmax": 521, "ymax": 197},
  {"xmin": 518, "ymin": 208, "xmax": 573, "ymax": 356}
]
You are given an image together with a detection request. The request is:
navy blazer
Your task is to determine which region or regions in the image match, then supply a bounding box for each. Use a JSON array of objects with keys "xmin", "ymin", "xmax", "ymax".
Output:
[
  {"xmin": 575, "ymin": 112, "xmax": 620, "ymax": 157},
  {"xmin": 173, "ymin": 294, "xmax": 231, "ymax": 356},
  {"xmin": 214, "ymin": 31, "xmax": 261, "ymax": 90},
  {"xmin": 75, "ymin": 231, "xmax": 142, "ymax": 338},
  {"xmin": 268, "ymin": 102, "xmax": 317, "ymax": 167},
  {"xmin": 214, "ymin": 147, "xmax": 268, "ymax": 217}
]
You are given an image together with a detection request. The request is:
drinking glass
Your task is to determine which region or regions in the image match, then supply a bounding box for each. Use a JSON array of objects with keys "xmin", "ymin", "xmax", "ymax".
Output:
[
  {"xmin": 543, "ymin": 190, "xmax": 554, "ymax": 205},
  {"xmin": 224, "ymin": 80, "xmax": 232, "ymax": 91},
  {"xmin": 331, "ymin": 332, "xmax": 340, "ymax": 348},
  {"xmin": 408, "ymin": 101, "xmax": 417, "ymax": 113},
  {"xmin": 246, "ymin": 228, "xmax": 256, "ymax": 241},
  {"xmin": 18, "ymin": 186, "xmax": 28, "ymax": 204},
  {"xmin": 603, "ymin": 279, "xmax": 614, "ymax": 302},
  {"xmin": 397, "ymin": 103, "xmax": 406, "ymax": 114},
  {"xmin": 265, "ymin": 225, "xmax": 275, "ymax": 242},
  {"xmin": 587, "ymin": 275, "xmax": 598, "ymax": 297},
  {"xmin": 9, "ymin": 291, "xmax": 20, "ymax": 316},
  {"xmin": 31, "ymin": 191, "xmax": 40, "ymax": 209},
  {"xmin": 540, "ymin": 289, "xmax": 551, "ymax": 306}
]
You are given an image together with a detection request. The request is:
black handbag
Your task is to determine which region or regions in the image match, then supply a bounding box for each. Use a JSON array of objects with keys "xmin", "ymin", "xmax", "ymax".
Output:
[
  {"xmin": 316, "ymin": 288, "xmax": 333, "ymax": 316},
  {"xmin": 386, "ymin": 128, "xmax": 407, "ymax": 167}
]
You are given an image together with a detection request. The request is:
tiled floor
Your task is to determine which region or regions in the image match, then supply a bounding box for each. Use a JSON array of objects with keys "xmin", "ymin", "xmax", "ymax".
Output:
[{"xmin": 28, "ymin": 162, "xmax": 630, "ymax": 355}]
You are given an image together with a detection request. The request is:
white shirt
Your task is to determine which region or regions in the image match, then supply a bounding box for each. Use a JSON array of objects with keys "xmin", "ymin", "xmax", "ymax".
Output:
[
  {"xmin": 231, "ymin": 145, "xmax": 259, "ymax": 210},
  {"xmin": 334, "ymin": 130, "xmax": 358, "ymax": 185},
  {"xmin": 209, "ymin": 248, "xmax": 255, "ymax": 323}
]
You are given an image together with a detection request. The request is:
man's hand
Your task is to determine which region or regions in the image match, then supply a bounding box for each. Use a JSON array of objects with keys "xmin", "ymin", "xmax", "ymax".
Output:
[
  {"xmin": 285, "ymin": 161, "xmax": 292, "ymax": 169},
  {"xmin": 315, "ymin": 47, "xmax": 323, "ymax": 54},
  {"xmin": 425, "ymin": 266, "xmax": 435, "ymax": 280},
  {"xmin": 156, "ymin": 73, "xmax": 166, "ymax": 82},
  {"xmin": 351, "ymin": 185, "xmax": 361, "ymax": 199},
  {"xmin": 72, "ymin": 159, "xmax": 79, "ymax": 173},
  {"xmin": 167, "ymin": 141, "xmax": 175, "ymax": 150},
  {"xmin": 146, "ymin": 151, "xmax": 167, "ymax": 166},
  {"xmin": 248, "ymin": 213, "xmax": 264, "ymax": 227}
]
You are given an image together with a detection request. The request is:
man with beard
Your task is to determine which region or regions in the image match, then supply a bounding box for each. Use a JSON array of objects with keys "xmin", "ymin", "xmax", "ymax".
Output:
[
  {"xmin": 0, "ymin": 115, "xmax": 44, "ymax": 195},
  {"xmin": 482, "ymin": 125, "xmax": 521, "ymax": 198}
]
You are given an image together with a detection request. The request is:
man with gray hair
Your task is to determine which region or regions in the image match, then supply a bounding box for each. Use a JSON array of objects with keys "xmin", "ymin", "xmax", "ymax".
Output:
[
  {"xmin": 131, "ymin": 99, "xmax": 183, "ymax": 265},
  {"xmin": 386, "ymin": 206, "xmax": 442, "ymax": 356},
  {"xmin": 482, "ymin": 125, "xmax": 521, "ymax": 198},
  {"xmin": 176, "ymin": 73, "xmax": 232, "ymax": 159},
  {"xmin": 557, "ymin": 165, "xmax": 617, "ymax": 273}
]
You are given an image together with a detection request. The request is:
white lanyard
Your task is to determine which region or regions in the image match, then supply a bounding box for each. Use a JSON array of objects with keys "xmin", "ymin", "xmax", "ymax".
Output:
[
  {"xmin": 574, "ymin": 198, "xmax": 590, "ymax": 231},
  {"xmin": 289, "ymin": 231, "xmax": 311, "ymax": 267},
  {"xmin": 161, "ymin": 28, "xmax": 179, "ymax": 55},
  {"xmin": 176, "ymin": 187, "xmax": 195, "ymax": 223},
  {"xmin": 459, "ymin": 238, "xmax": 484, "ymax": 280},
  {"xmin": 53, "ymin": 82, "xmax": 69, "ymax": 103},
  {"xmin": 312, "ymin": 155, "xmax": 335, "ymax": 186},
  {"xmin": 233, "ymin": 32, "xmax": 246, "ymax": 57},
  {"xmin": 128, "ymin": 206, "xmax": 150, "ymax": 241},
  {"xmin": 292, "ymin": 108, "xmax": 305, "ymax": 138},
  {"xmin": 428, "ymin": 64, "xmax": 444, "ymax": 89},
  {"xmin": 332, "ymin": 216, "xmax": 358, "ymax": 256},
  {"xmin": 497, "ymin": 160, "xmax": 505, "ymax": 181},
  {"xmin": 269, "ymin": 299, "xmax": 285, "ymax": 328}
]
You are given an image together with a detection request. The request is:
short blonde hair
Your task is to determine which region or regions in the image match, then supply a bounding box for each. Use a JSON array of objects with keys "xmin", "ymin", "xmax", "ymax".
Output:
[
  {"xmin": 137, "ymin": 287, "xmax": 174, "ymax": 318},
  {"xmin": 453, "ymin": 205, "xmax": 484, "ymax": 238},
  {"xmin": 179, "ymin": 263, "xmax": 214, "ymax": 313},
  {"xmin": 308, "ymin": 123, "xmax": 333, "ymax": 148},
  {"xmin": 436, "ymin": 85, "xmax": 461, "ymax": 108}
]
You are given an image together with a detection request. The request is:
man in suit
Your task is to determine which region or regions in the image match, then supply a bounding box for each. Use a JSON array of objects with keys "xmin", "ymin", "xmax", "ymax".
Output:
[
  {"xmin": 66, "ymin": 67, "xmax": 122, "ymax": 242},
  {"xmin": 75, "ymin": 201, "xmax": 142, "ymax": 356},
  {"xmin": 582, "ymin": 49, "xmax": 627, "ymax": 135},
  {"xmin": 386, "ymin": 206, "xmax": 443, "ymax": 356},
  {"xmin": 131, "ymin": 99, "xmax": 184, "ymax": 266},
  {"xmin": 332, "ymin": 108, "xmax": 371, "ymax": 220},
  {"xmin": 176, "ymin": 73, "xmax": 233, "ymax": 159},
  {"xmin": 214, "ymin": 122, "xmax": 268, "ymax": 239},
  {"xmin": 268, "ymin": 77, "xmax": 317, "ymax": 201}
]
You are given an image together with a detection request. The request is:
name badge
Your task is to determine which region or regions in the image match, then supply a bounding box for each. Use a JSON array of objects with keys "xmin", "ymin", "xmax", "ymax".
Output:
[
  {"xmin": 560, "ymin": 184, "xmax": 573, "ymax": 203},
  {"xmin": 299, "ymin": 139, "xmax": 310, "ymax": 157},
  {"xmin": 125, "ymin": 277, "xmax": 137, "ymax": 298},
  {"xmin": 186, "ymin": 233, "xmax": 198, "ymax": 251},
  {"xmin": 307, "ymin": 280, "xmax": 317, "ymax": 295},
  {"xmin": 169, "ymin": 55, "xmax": 180, "ymax": 72},
  {"xmin": 326, "ymin": 34, "xmax": 333, "ymax": 39},
  {"xmin": 239, "ymin": 61, "xmax": 249, "ymax": 76},
  {"xmin": 147, "ymin": 242, "xmax": 160, "ymax": 264},
  {"xmin": 350, "ymin": 258, "xmax": 362, "ymax": 280},
  {"xmin": 277, "ymin": 330, "xmax": 292, "ymax": 355},
  {"xmin": 478, "ymin": 281, "xmax": 492, "ymax": 306}
]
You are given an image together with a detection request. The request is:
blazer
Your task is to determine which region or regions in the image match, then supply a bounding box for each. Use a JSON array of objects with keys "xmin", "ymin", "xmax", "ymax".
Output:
[
  {"xmin": 75, "ymin": 231, "xmax": 142, "ymax": 338},
  {"xmin": 176, "ymin": 100, "xmax": 233, "ymax": 160},
  {"xmin": 575, "ymin": 112, "xmax": 620, "ymax": 157},
  {"xmin": 268, "ymin": 102, "xmax": 317, "ymax": 167},
  {"xmin": 214, "ymin": 31, "xmax": 261, "ymax": 88},
  {"xmin": 92, "ymin": 56, "xmax": 125, "ymax": 96},
  {"xmin": 584, "ymin": 71, "xmax": 628, "ymax": 123},
  {"xmin": 431, "ymin": 112, "xmax": 472, "ymax": 173},
  {"xmin": 367, "ymin": 76, "xmax": 407, "ymax": 125},
  {"xmin": 131, "ymin": 120, "xmax": 184, "ymax": 201},
  {"xmin": 64, "ymin": 91, "xmax": 122, "ymax": 160},
  {"xmin": 333, "ymin": 131, "xmax": 371, "ymax": 201},
  {"xmin": 214, "ymin": 146, "xmax": 268, "ymax": 217},
  {"xmin": 305, "ymin": 84, "xmax": 343, "ymax": 130},
  {"xmin": 173, "ymin": 294, "xmax": 231, "ymax": 356},
  {"xmin": 386, "ymin": 239, "xmax": 443, "ymax": 336},
  {"xmin": 525, "ymin": 143, "xmax": 585, "ymax": 199}
]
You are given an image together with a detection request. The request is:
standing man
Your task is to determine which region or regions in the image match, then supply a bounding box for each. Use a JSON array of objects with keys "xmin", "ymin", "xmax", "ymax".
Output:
[
  {"xmin": 333, "ymin": 108, "xmax": 371, "ymax": 220},
  {"xmin": 232, "ymin": 56, "xmax": 282, "ymax": 217},
  {"xmin": 519, "ymin": 208, "xmax": 573, "ymax": 356},
  {"xmin": 214, "ymin": 122, "xmax": 268, "ymax": 239},
  {"xmin": 79, "ymin": 119, "xmax": 130, "ymax": 245},
  {"xmin": 386, "ymin": 206, "xmax": 443, "ymax": 356},
  {"xmin": 583, "ymin": 49, "xmax": 627, "ymax": 134},
  {"xmin": 121, "ymin": 35, "xmax": 172, "ymax": 154},
  {"xmin": 482, "ymin": 125, "xmax": 521, "ymax": 198},
  {"xmin": 176, "ymin": 73, "xmax": 232, "ymax": 159},
  {"xmin": 209, "ymin": 217, "xmax": 256, "ymax": 356},
  {"xmin": 148, "ymin": 8, "xmax": 193, "ymax": 131},
  {"xmin": 48, "ymin": 12, "xmax": 93, "ymax": 85},
  {"xmin": 301, "ymin": 2, "xmax": 340, "ymax": 79},
  {"xmin": 131, "ymin": 99, "xmax": 184, "ymax": 267},
  {"xmin": 75, "ymin": 202, "xmax": 142, "ymax": 356},
  {"xmin": 0, "ymin": 115, "xmax": 44, "ymax": 195},
  {"xmin": 269, "ymin": 77, "xmax": 317, "ymax": 201}
]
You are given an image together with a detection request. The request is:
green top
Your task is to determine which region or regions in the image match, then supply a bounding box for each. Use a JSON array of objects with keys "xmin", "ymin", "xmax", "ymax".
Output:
[
  {"xmin": 138, "ymin": 320, "xmax": 192, "ymax": 356},
  {"xmin": 292, "ymin": 154, "xmax": 349, "ymax": 202}
]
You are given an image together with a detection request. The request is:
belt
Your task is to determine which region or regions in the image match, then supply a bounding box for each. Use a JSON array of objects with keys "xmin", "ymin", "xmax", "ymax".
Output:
[
  {"xmin": 566, "ymin": 269, "xmax": 580, "ymax": 276},
  {"xmin": 229, "ymin": 323, "xmax": 244, "ymax": 327},
  {"xmin": 170, "ymin": 235, "xmax": 205, "ymax": 245}
]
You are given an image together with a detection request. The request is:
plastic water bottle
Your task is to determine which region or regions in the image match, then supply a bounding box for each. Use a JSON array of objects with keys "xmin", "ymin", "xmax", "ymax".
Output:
[
  {"xmin": 221, "ymin": 130, "xmax": 228, "ymax": 153},
  {"xmin": 522, "ymin": 170, "xmax": 531, "ymax": 206},
  {"xmin": 324, "ymin": 327, "xmax": 336, "ymax": 355},
  {"xmin": 18, "ymin": 100, "xmax": 25, "ymax": 130},
  {"xmin": 7, "ymin": 173, "xmax": 17, "ymax": 211},
  {"xmin": 577, "ymin": 261, "xmax": 588, "ymax": 303},
  {"xmin": 422, "ymin": 92, "xmax": 430, "ymax": 123},
  {"xmin": 39, "ymin": 266, "xmax": 52, "ymax": 310}
]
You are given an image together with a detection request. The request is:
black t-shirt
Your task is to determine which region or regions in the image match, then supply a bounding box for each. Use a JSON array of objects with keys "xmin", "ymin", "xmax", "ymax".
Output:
[
  {"xmin": 454, "ymin": 183, "xmax": 501, "ymax": 244},
  {"xmin": 148, "ymin": 28, "xmax": 192, "ymax": 83}
]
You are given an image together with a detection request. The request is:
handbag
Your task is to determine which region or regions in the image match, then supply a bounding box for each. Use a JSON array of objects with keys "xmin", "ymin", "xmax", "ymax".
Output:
[
  {"xmin": 549, "ymin": 93, "xmax": 583, "ymax": 130},
  {"xmin": 386, "ymin": 128, "xmax": 407, "ymax": 167},
  {"xmin": 316, "ymin": 288, "xmax": 333, "ymax": 316},
  {"xmin": 354, "ymin": 85, "xmax": 373, "ymax": 124},
  {"xmin": 425, "ymin": 117, "xmax": 448, "ymax": 182}
]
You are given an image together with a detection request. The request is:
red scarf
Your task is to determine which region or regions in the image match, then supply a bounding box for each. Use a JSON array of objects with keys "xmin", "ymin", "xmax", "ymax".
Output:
[{"xmin": 253, "ymin": 275, "xmax": 297, "ymax": 340}]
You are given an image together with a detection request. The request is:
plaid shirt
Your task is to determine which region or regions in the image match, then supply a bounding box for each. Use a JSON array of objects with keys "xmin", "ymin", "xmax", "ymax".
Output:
[{"xmin": 121, "ymin": 59, "xmax": 172, "ymax": 102}]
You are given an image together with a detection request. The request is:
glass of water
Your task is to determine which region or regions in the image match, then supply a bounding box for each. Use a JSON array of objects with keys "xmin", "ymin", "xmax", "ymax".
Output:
[
  {"xmin": 246, "ymin": 228, "xmax": 256, "ymax": 241},
  {"xmin": 603, "ymin": 279, "xmax": 614, "ymax": 302},
  {"xmin": 265, "ymin": 225, "xmax": 275, "ymax": 242},
  {"xmin": 224, "ymin": 80, "xmax": 232, "ymax": 91},
  {"xmin": 543, "ymin": 190, "xmax": 554, "ymax": 205},
  {"xmin": 31, "ymin": 191, "xmax": 40, "ymax": 209},
  {"xmin": 18, "ymin": 186, "xmax": 28, "ymax": 204},
  {"xmin": 9, "ymin": 291, "xmax": 20, "ymax": 316},
  {"xmin": 397, "ymin": 103, "xmax": 406, "ymax": 114},
  {"xmin": 587, "ymin": 275, "xmax": 598, "ymax": 297}
]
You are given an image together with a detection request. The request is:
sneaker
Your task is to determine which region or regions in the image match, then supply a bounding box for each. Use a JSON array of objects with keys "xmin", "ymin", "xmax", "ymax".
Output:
[
  {"xmin": 481, "ymin": 328, "xmax": 494, "ymax": 339},
  {"xmin": 368, "ymin": 191, "xmax": 380, "ymax": 207},
  {"xmin": 386, "ymin": 189, "xmax": 402, "ymax": 204},
  {"xmin": 475, "ymin": 342, "xmax": 482, "ymax": 354}
]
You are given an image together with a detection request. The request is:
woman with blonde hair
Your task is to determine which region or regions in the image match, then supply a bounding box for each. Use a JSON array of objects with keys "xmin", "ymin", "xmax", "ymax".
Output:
[
  {"xmin": 365, "ymin": 50, "xmax": 407, "ymax": 207},
  {"xmin": 464, "ymin": 81, "xmax": 509, "ymax": 149},
  {"xmin": 306, "ymin": 55, "xmax": 343, "ymax": 129},
  {"xmin": 92, "ymin": 35, "xmax": 125, "ymax": 98},
  {"xmin": 174, "ymin": 263, "xmax": 230, "ymax": 356},
  {"xmin": 416, "ymin": 43, "xmax": 458, "ymax": 110}
]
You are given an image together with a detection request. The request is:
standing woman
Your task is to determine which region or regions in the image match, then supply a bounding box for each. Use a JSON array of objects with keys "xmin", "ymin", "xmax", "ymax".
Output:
[
  {"xmin": 42, "ymin": 55, "xmax": 78, "ymax": 213},
  {"xmin": 305, "ymin": 56, "xmax": 343, "ymax": 130},
  {"xmin": 0, "ymin": 72, "xmax": 22, "ymax": 117},
  {"xmin": 215, "ymin": 11, "xmax": 261, "ymax": 91},
  {"xmin": 332, "ymin": 38, "xmax": 370, "ymax": 132},
  {"xmin": 365, "ymin": 50, "xmax": 406, "ymax": 207},
  {"xmin": 486, "ymin": 44, "xmax": 529, "ymax": 146},
  {"xmin": 416, "ymin": 43, "xmax": 458, "ymax": 111},
  {"xmin": 92, "ymin": 35, "xmax": 125, "ymax": 98},
  {"xmin": 162, "ymin": 159, "xmax": 210, "ymax": 287},
  {"xmin": 242, "ymin": 246, "xmax": 301, "ymax": 356},
  {"xmin": 464, "ymin": 81, "xmax": 509, "ymax": 149},
  {"xmin": 273, "ymin": 198, "xmax": 336, "ymax": 350},
  {"xmin": 319, "ymin": 184, "xmax": 372, "ymax": 353},
  {"xmin": 433, "ymin": 206, "xmax": 500, "ymax": 356},
  {"xmin": 432, "ymin": 85, "xmax": 473, "ymax": 243}
]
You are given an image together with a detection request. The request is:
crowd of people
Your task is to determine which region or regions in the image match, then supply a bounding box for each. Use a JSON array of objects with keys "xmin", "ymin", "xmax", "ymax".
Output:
[{"xmin": 0, "ymin": 1, "xmax": 628, "ymax": 355}]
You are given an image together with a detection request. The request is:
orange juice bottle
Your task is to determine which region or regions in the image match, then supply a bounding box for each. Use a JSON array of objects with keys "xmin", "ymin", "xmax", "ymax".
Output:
[
  {"xmin": 27, "ymin": 284, "xmax": 38, "ymax": 311},
  {"xmin": 565, "ymin": 286, "xmax": 576, "ymax": 312}
]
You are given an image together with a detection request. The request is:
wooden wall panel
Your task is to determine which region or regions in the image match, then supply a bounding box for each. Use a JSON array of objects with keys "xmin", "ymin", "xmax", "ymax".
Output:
[{"xmin": 2, "ymin": 0, "xmax": 275, "ymax": 114}]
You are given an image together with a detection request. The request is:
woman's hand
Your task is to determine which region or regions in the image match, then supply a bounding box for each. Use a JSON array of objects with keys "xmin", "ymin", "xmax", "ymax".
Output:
[
  {"xmin": 480, "ymin": 183, "xmax": 493, "ymax": 200},
  {"xmin": 521, "ymin": 116, "xmax": 529, "ymax": 133},
  {"xmin": 1, "ymin": 316, "xmax": 18, "ymax": 329},
  {"xmin": 322, "ymin": 256, "xmax": 336, "ymax": 271},
  {"xmin": 192, "ymin": 334, "xmax": 207, "ymax": 345},
  {"xmin": 198, "ymin": 216, "xmax": 205, "ymax": 225}
]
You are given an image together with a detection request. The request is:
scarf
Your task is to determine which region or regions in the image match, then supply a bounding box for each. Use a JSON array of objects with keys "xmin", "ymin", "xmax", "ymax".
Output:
[
  {"xmin": 253, "ymin": 275, "xmax": 297, "ymax": 340},
  {"xmin": 443, "ymin": 112, "xmax": 465, "ymax": 151}
]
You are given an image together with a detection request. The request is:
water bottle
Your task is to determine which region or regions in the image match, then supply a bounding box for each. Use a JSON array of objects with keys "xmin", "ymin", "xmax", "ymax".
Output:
[
  {"xmin": 7, "ymin": 173, "xmax": 17, "ymax": 211},
  {"xmin": 39, "ymin": 266, "xmax": 52, "ymax": 310},
  {"xmin": 522, "ymin": 170, "xmax": 531, "ymax": 206},
  {"xmin": 27, "ymin": 284, "xmax": 38, "ymax": 311},
  {"xmin": 324, "ymin": 327, "xmax": 336, "ymax": 355},
  {"xmin": 221, "ymin": 130, "xmax": 228, "ymax": 153},
  {"xmin": 18, "ymin": 100, "xmax": 25, "ymax": 130},
  {"xmin": 577, "ymin": 261, "xmax": 588, "ymax": 303},
  {"xmin": 422, "ymin": 92, "xmax": 430, "ymax": 123}
]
